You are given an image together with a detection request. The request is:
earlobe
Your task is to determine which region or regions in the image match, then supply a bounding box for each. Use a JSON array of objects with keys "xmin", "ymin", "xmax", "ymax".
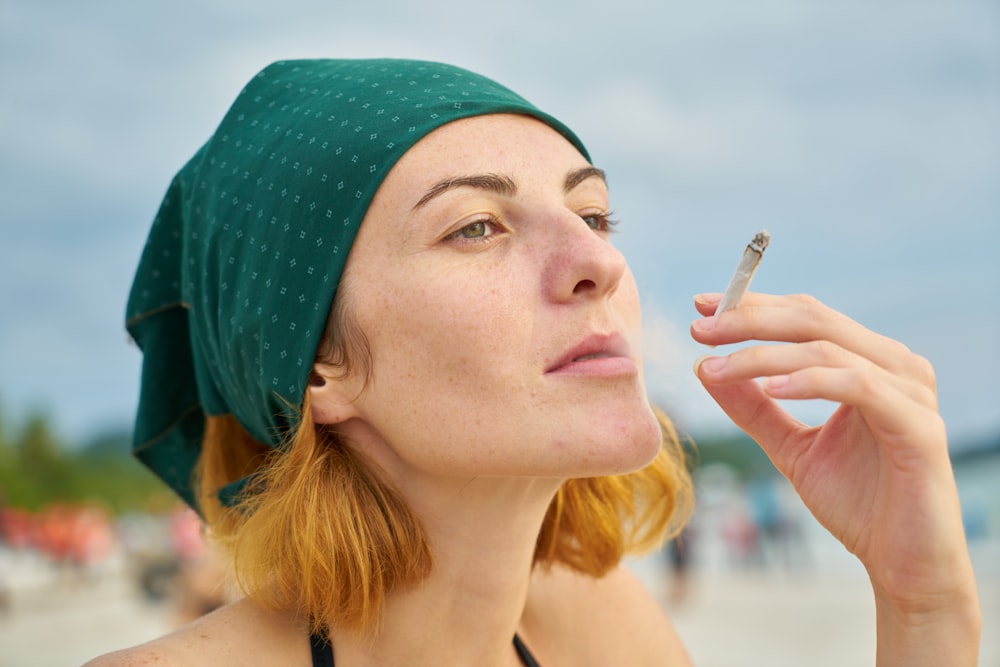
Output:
[{"xmin": 308, "ymin": 363, "xmax": 361, "ymax": 425}]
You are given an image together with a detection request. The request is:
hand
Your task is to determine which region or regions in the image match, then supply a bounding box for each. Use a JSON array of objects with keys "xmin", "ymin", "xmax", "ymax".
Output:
[{"xmin": 690, "ymin": 292, "xmax": 980, "ymax": 662}]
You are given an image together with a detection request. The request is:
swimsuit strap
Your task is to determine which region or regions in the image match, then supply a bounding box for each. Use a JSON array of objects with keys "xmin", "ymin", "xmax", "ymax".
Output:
[
  {"xmin": 309, "ymin": 630, "xmax": 540, "ymax": 666},
  {"xmin": 513, "ymin": 633, "xmax": 542, "ymax": 667},
  {"xmin": 309, "ymin": 630, "xmax": 334, "ymax": 667}
]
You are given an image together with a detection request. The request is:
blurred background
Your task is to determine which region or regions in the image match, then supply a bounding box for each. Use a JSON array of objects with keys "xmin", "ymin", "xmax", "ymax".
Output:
[{"xmin": 1, "ymin": 1, "xmax": 997, "ymax": 665}]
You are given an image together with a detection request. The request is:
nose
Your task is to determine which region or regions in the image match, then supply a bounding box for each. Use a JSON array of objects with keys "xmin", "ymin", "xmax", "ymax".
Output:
[{"xmin": 541, "ymin": 211, "xmax": 628, "ymax": 303}]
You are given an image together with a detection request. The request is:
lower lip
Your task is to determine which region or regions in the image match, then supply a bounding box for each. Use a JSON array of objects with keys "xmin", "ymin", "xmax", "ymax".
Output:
[{"xmin": 546, "ymin": 356, "xmax": 639, "ymax": 377}]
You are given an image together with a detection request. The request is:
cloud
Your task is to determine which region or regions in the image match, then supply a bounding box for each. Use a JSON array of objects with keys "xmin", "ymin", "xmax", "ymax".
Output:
[
  {"xmin": 1, "ymin": 0, "xmax": 997, "ymax": 444},
  {"xmin": 572, "ymin": 80, "xmax": 727, "ymax": 172}
]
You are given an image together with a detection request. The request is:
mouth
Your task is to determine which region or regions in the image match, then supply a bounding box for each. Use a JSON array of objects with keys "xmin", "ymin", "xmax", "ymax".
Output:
[
  {"xmin": 545, "ymin": 332, "xmax": 636, "ymax": 376},
  {"xmin": 572, "ymin": 352, "xmax": 616, "ymax": 362}
]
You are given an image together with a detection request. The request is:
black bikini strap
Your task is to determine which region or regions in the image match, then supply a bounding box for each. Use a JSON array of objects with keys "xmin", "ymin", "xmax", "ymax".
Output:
[
  {"xmin": 513, "ymin": 633, "xmax": 541, "ymax": 667},
  {"xmin": 310, "ymin": 630, "xmax": 538, "ymax": 666},
  {"xmin": 309, "ymin": 630, "xmax": 335, "ymax": 667}
]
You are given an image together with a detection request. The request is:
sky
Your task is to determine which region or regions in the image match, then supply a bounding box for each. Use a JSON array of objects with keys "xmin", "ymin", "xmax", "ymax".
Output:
[{"xmin": 1, "ymin": 0, "xmax": 998, "ymax": 448}]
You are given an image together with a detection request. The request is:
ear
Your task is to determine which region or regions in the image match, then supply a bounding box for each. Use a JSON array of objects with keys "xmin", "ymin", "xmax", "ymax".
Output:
[{"xmin": 308, "ymin": 362, "xmax": 364, "ymax": 425}]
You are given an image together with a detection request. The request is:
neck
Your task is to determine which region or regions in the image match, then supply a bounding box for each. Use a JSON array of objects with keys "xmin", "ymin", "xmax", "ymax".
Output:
[{"xmin": 330, "ymin": 474, "xmax": 561, "ymax": 666}]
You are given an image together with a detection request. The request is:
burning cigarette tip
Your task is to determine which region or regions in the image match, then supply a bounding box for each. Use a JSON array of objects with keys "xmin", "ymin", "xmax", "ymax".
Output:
[{"xmin": 749, "ymin": 230, "xmax": 771, "ymax": 254}]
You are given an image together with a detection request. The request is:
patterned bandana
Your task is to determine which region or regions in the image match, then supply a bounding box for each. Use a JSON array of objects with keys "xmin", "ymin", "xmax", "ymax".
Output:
[{"xmin": 125, "ymin": 59, "xmax": 590, "ymax": 510}]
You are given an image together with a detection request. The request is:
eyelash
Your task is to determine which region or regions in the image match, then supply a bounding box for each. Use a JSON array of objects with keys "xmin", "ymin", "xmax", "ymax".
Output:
[
  {"xmin": 443, "ymin": 215, "xmax": 505, "ymax": 244},
  {"xmin": 582, "ymin": 210, "xmax": 619, "ymax": 233},
  {"xmin": 442, "ymin": 209, "xmax": 620, "ymax": 246}
]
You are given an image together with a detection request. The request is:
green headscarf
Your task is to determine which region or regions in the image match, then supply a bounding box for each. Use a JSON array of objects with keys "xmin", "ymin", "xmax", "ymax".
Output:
[{"xmin": 125, "ymin": 58, "xmax": 590, "ymax": 510}]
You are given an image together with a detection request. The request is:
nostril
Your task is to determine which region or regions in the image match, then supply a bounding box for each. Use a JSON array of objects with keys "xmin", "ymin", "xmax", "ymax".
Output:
[{"xmin": 573, "ymin": 279, "xmax": 597, "ymax": 294}]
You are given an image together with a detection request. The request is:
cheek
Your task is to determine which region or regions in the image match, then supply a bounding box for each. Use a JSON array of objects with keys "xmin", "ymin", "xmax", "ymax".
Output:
[
  {"xmin": 365, "ymin": 273, "xmax": 525, "ymax": 387},
  {"xmin": 353, "ymin": 277, "xmax": 535, "ymax": 472}
]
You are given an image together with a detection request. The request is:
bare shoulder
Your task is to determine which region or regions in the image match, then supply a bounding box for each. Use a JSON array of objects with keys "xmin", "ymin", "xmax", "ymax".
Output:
[
  {"xmin": 81, "ymin": 598, "xmax": 310, "ymax": 667},
  {"xmin": 82, "ymin": 640, "xmax": 193, "ymax": 667},
  {"xmin": 522, "ymin": 563, "xmax": 692, "ymax": 666}
]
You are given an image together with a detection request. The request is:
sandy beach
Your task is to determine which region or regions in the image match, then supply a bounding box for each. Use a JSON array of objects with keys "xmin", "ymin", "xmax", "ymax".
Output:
[{"xmin": 1, "ymin": 540, "xmax": 995, "ymax": 667}]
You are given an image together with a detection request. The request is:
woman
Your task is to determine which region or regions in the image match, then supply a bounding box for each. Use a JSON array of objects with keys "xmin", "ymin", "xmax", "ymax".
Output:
[{"xmin": 89, "ymin": 59, "xmax": 980, "ymax": 665}]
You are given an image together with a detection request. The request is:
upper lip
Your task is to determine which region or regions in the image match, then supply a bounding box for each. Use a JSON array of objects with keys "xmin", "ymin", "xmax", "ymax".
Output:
[{"xmin": 545, "ymin": 332, "xmax": 632, "ymax": 372}]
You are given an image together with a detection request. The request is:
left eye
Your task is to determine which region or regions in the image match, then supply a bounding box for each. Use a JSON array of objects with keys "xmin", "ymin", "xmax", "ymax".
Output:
[
  {"xmin": 455, "ymin": 221, "xmax": 490, "ymax": 238},
  {"xmin": 444, "ymin": 216, "xmax": 503, "ymax": 243},
  {"xmin": 581, "ymin": 212, "xmax": 617, "ymax": 232}
]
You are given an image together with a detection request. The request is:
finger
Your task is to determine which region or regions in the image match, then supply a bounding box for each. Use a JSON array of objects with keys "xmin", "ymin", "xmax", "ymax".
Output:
[
  {"xmin": 695, "ymin": 355, "xmax": 946, "ymax": 479},
  {"xmin": 694, "ymin": 291, "xmax": 794, "ymax": 314},
  {"xmin": 692, "ymin": 293, "xmax": 936, "ymax": 386},
  {"xmin": 692, "ymin": 370, "xmax": 810, "ymax": 473},
  {"xmin": 698, "ymin": 341, "xmax": 939, "ymax": 411},
  {"xmin": 693, "ymin": 293, "xmax": 723, "ymax": 317},
  {"xmin": 760, "ymin": 365, "xmax": 947, "ymax": 456},
  {"xmin": 693, "ymin": 291, "xmax": 796, "ymax": 318}
]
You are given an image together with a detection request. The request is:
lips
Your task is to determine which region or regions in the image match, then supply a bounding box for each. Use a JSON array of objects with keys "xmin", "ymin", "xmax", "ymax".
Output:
[{"xmin": 545, "ymin": 332, "xmax": 635, "ymax": 375}]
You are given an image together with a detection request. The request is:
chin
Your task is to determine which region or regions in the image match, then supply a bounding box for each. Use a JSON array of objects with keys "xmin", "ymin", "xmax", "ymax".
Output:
[
  {"xmin": 565, "ymin": 402, "xmax": 662, "ymax": 477},
  {"xmin": 615, "ymin": 411, "xmax": 664, "ymax": 474}
]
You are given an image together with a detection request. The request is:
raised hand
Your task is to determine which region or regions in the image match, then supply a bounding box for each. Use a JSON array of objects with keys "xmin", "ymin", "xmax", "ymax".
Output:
[{"xmin": 690, "ymin": 292, "xmax": 980, "ymax": 665}]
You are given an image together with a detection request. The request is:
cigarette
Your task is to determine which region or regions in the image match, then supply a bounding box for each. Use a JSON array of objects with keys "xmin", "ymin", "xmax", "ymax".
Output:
[{"xmin": 716, "ymin": 230, "xmax": 770, "ymax": 314}]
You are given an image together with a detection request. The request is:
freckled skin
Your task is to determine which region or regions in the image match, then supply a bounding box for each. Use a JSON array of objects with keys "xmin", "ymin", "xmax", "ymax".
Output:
[
  {"xmin": 84, "ymin": 114, "xmax": 700, "ymax": 667},
  {"xmin": 313, "ymin": 114, "xmax": 661, "ymax": 492}
]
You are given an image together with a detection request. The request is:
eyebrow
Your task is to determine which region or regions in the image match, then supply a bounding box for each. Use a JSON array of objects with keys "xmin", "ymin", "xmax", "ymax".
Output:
[
  {"xmin": 411, "ymin": 166, "xmax": 607, "ymax": 210},
  {"xmin": 564, "ymin": 166, "xmax": 607, "ymax": 193},
  {"xmin": 413, "ymin": 173, "xmax": 516, "ymax": 210}
]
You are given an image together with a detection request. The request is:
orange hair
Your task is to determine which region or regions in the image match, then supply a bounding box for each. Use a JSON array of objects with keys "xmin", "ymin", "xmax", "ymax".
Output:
[
  {"xmin": 196, "ymin": 401, "xmax": 693, "ymax": 636},
  {"xmin": 195, "ymin": 282, "xmax": 694, "ymax": 635}
]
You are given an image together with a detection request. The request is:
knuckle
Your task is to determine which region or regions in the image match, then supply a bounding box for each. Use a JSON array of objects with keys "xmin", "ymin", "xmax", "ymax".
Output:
[
  {"xmin": 740, "ymin": 344, "xmax": 767, "ymax": 366},
  {"xmin": 885, "ymin": 337, "xmax": 912, "ymax": 358},
  {"xmin": 810, "ymin": 338, "xmax": 842, "ymax": 362},
  {"xmin": 790, "ymin": 292, "xmax": 820, "ymax": 307},
  {"xmin": 882, "ymin": 335, "xmax": 937, "ymax": 388},
  {"xmin": 913, "ymin": 383, "xmax": 939, "ymax": 411},
  {"xmin": 909, "ymin": 353, "xmax": 938, "ymax": 389},
  {"xmin": 927, "ymin": 410, "xmax": 948, "ymax": 441},
  {"xmin": 850, "ymin": 366, "xmax": 881, "ymax": 400},
  {"xmin": 795, "ymin": 293, "xmax": 839, "ymax": 330},
  {"xmin": 739, "ymin": 304, "xmax": 763, "ymax": 329}
]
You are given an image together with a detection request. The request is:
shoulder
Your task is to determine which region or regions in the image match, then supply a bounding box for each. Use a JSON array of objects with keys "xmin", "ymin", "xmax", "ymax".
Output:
[
  {"xmin": 81, "ymin": 599, "xmax": 311, "ymax": 667},
  {"xmin": 522, "ymin": 563, "xmax": 692, "ymax": 665},
  {"xmin": 82, "ymin": 642, "xmax": 193, "ymax": 667}
]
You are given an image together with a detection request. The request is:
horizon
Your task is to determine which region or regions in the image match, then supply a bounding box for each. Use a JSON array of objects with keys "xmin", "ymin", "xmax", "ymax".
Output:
[{"xmin": 2, "ymin": 0, "xmax": 998, "ymax": 449}]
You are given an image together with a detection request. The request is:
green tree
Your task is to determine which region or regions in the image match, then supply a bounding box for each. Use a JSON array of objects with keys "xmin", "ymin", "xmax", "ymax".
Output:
[
  {"xmin": 18, "ymin": 412, "xmax": 62, "ymax": 472},
  {"xmin": 0, "ymin": 398, "xmax": 11, "ymax": 467},
  {"xmin": 8, "ymin": 411, "xmax": 77, "ymax": 508}
]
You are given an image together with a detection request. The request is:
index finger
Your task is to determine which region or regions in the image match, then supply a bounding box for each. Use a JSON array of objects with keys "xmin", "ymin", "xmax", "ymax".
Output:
[{"xmin": 691, "ymin": 292, "xmax": 924, "ymax": 380}]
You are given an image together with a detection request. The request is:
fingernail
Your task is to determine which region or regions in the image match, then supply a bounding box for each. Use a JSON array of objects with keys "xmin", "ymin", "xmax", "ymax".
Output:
[
  {"xmin": 694, "ymin": 355, "xmax": 726, "ymax": 376},
  {"xmin": 693, "ymin": 316, "xmax": 717, "ymax": 331},
  {"xmin": 693, "ymin": 355, "xmax": 709, "ymax": 377},
  {"xmin": 701, "ymin": 356, "xmax": 726, "ymax": 372}
]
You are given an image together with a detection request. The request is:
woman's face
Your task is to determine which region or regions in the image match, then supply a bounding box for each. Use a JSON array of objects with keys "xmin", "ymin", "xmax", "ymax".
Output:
[{"xmin": 315, "ymin": 114, "xmax": 661, "ymax": 485}]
